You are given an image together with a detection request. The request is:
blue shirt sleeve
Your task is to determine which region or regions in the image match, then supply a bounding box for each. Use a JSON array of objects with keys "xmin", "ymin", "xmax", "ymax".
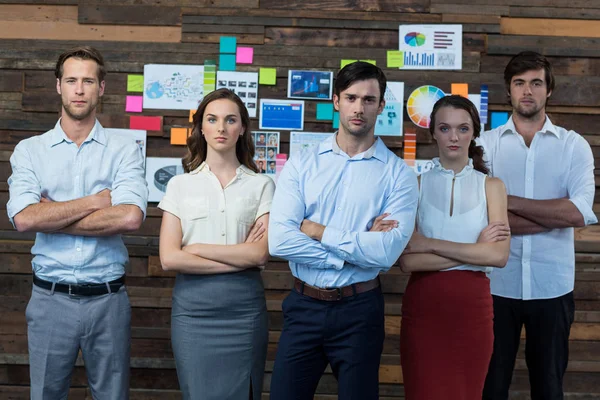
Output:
[
  {"xmin": 7, "ymin": 141, "xmax": 41, "ymax": 227},
  {"xmin": 110, "ymin": 142, "xmax": 149, "ymax": 219},
  {"xmin": 268, "ymin": 156, "xmax": 345, "ymax": 270},
  {"xmin": 321, "ymin": 162, "xmax": 418, "ymax": 269}
]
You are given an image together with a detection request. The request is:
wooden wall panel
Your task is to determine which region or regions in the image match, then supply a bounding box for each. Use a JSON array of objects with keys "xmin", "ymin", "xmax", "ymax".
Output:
[{"xmin": 0, "ymin": 1, "xmax": 599, "ymax": 399}]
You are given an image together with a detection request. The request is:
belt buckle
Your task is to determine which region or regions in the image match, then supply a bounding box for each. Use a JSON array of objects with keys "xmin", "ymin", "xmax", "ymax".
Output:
[
  {"xmin": 323, "ymin": 287, "xmax": 342, "ymax": 301},
  {"xmin": 68, "ymin": 284, "xmax": 73, "ymax": 296}
]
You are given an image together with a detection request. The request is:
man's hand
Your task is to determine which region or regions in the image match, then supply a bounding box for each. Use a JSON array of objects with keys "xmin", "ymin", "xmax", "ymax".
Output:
[
  {"xmin": 369, "ymin": 213, "xmax": 398, "ymax": 232},
  {"xmin": 94, "ymin": 189, "xmax": 112, "ymax": 210},
  {"xmin": 300, "ymin": 219, "xmax": 325, "ymax": 242},
  {"xmin": 477, "ymin": 221, "xmax": 510, "ymax": 243},
  {"xmin": 245, "ymin": 221, "xmax": 265, "ymax": 243},
  {"xmin": 402, "ymin": 231, "xmax": 431, "ymax": 254}
]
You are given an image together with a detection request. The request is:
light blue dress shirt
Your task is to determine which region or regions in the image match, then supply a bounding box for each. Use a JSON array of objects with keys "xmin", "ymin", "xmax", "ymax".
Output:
[
  {"xmin": 478, "ymin": 116, "xmax": 597, "ymax": 300},
  {"xmin": 7, "ymin": 120, "xmax": 148, "ymax": 284},
  {"xmin": 269, "ymin": 134, "xmax": 418, "ymax": 288}
]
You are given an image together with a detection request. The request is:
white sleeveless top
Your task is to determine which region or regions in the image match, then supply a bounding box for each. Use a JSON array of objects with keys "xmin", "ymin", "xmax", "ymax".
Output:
[{"xmin": 417, "ymin": 158, "xmax": 492, "ymax": 273}]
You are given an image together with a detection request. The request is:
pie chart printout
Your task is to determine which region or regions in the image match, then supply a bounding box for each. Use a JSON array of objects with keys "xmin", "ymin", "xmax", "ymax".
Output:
[
  {"xmin": 407, "ymin": 85, "xmax": 445, "ymax": 128},
  {"xmin": 154, "ymin": 165, "xmax": 184, "ymax": 192},
  {"xmin": 404, "ymin": 32, "xmax": 426, "ymax": 47}
]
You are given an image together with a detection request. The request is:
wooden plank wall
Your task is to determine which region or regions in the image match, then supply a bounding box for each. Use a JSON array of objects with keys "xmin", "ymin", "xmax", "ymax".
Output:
[{"xmin": 0, "ymin": 1, "xmax": 599, "ymax": 399}]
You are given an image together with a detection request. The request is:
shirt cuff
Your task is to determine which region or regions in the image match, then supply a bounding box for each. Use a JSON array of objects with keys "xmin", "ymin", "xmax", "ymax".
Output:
[
  {"xmin": 326, "ymin": 251, "xmax": 345, "ymax": 270},
  {"xmin": 6, "ymin": 195, "xmax": 39, "ymax": 228},
  {"xmin": 321, "ymin": 225, "xmax": 341, "ymax": 252},
  {"xmin": 569, "ymin": 197, "xmax": 598, "ymax": 226},
  {"xmin": 158, "ymin": 197, "xmax": 180, "ymax": 219}
]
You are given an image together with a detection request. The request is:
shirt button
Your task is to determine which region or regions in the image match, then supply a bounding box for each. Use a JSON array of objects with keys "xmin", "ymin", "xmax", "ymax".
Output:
[
  {"xmin": 221, "ymin": 232, "xmax": 225, "ymax": 236},
  {"xmin": 337, "ymin": 207, "xmax": 342, "ymax": 211},
  {"xmin": 220, "ymin": 209, "xmax": 225, "ymax": 213},
  {"xmin": 76, "ymin": 247, "xmax": 81, "ymax": 252}
]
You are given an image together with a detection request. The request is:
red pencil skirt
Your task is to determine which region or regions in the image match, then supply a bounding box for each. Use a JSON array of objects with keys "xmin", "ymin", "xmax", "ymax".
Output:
[{"xmin": 400, "ymin": 270, "xmax": 493, "ymax": 400}]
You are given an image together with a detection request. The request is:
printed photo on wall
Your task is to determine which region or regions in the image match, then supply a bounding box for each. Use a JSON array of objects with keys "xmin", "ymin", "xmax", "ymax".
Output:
[{"xmin": 253, "ymin": 131, "xmax": 280, "ymax": 177}]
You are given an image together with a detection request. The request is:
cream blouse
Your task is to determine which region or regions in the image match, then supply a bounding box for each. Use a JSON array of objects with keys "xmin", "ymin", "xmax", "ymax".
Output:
[{"xmin": 159, "ymin": 162, "xmax": 275, "ymax": 252}]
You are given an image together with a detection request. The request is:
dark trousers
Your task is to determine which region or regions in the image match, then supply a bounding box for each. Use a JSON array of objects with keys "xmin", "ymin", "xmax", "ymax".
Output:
[
  {"xmin": 269, "ymin": 286, "xmax": 385, "ymax": 400},
  {"xmin": 483, "ymin": 292, "xmax": 575, "ymax": 400}
]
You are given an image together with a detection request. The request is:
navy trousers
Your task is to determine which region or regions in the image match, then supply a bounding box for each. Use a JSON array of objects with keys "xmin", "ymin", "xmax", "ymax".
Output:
[{"xmin": 270, "ymin": 286, "xmax": 385, "ymax": 400}]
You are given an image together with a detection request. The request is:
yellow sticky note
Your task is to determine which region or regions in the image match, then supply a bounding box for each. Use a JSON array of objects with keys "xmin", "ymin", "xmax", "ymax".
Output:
[
  {"xmin": 259, "ymin": 68, "xmax": 277, "ymax": 85},
  {"xmin": 387, "ymin": 50, "xmax": 404, "ymax": 68},
  {"xmin": 127, "ymin": 75, "xmax": 144, "ymax": 93},
  {"xmin": 360, "ymin": 59, "xmax": 377, "ymax": 66},
  {"xmin": 171, "ymin": 128, "xmax": 190, "ymax": 146},
  {"xmin": 189, "ymin": 110, "xmax": 196, "ymax": 123},
  {"xmin": 451, "ymin": 83, "xmax": 469, "ymax": 98},
  {"xmin": 340, "ymin": 59, "xmax": 358, "ymax": 69}
]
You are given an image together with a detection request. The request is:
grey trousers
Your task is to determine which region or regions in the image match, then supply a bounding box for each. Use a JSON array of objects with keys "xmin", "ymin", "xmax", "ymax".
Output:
[{"xmin": 26, "ymin": 284, "xmax": 131, "ymax": 400}]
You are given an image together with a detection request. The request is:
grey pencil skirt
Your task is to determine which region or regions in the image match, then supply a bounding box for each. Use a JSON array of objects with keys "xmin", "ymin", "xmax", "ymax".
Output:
[{"xmin": 171, "ymin": 268, "xmax": 268, "ymax": 400}]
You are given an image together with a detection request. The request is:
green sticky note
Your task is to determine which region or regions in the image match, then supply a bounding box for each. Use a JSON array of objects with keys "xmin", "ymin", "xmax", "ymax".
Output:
[
  {"xmin": 386, "ymin": 50, "xmax": 404, "ymax": 68},
  {"xmin": 340, "ymin": 59, "xmax": 357, "ymax": 69},
  {"xmin": 259, "ymin": 68, "xmax": 277, "ymax": 85},
  {"xmin": 333, "ymin": 111, "xmax": 339, "ymax": 129},
  {"xmin": 316, "ymin": 103, "xmax": 334, "ymax": 121},
  {"xmin": 360, "ymin": 59, "xmax": 377, "ymax": 66},
  {"xmin": 127, "ymin": 75, "xmax": 144, "ymax": 92},
  {"xmin": 204, "ymin": 59, "xmax": 216, "ymax": 66},
  {"xmin": 219, "ymin": 54, "xmax": 236, "ymax": 71},
  {"xmin": 220, "ymin": 36, "xmax": 237, "ymax": 54}
]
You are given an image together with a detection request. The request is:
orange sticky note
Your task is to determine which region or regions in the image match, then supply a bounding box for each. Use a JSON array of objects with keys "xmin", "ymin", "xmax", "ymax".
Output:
[
  {"xmin": 451, "ymin": 83, "xmax": 469, "ymax": 98},
  {"xmin": 171, "ymin": 128, "xmax": 190, "ymax": 145},
  {"xmin": 189, "ymin": 110, "xmax": 196, "ymax": 123}
]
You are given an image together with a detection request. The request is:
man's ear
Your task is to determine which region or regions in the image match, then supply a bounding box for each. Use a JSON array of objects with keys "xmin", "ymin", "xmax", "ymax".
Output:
[
  {"xmin": 333, "ymin": 94, "xmax": 339, "ymax": 111},
  {"xmin": 56, "ymin": 78, "xmax": 61, "ymax": 95},
  {"xmin": 99, "ymin": 80, "xmax": 105, "ymax": 97},
  {"xmin": 378, "ymin": 99, "xmax": 386, "ymax": 115}
]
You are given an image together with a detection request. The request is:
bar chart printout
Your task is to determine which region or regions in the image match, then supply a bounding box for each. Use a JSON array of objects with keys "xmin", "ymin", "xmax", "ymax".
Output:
[{"xmin": 397, "ymin": 24, "xmax": 462, "ymax": 70}]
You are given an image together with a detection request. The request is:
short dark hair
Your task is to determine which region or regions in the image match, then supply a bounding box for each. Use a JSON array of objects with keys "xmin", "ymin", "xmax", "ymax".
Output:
[
  {"xmin": 504, "ymin": 51, "xmax": 554, "ymax": 94},
  {"xmin": 334, "ymin": 61, "xmax": 387, "ymax": 103},
  {"xmin": 55, "ymin": 46, "xmax": 106, "ymax": 82},
  {"xmin": 429, "ymin": 95, "xmax": 488, "ymax": 175},
  {"xmin": 183, "ymin": 88, "xmax": 257, "ymax": 173}
]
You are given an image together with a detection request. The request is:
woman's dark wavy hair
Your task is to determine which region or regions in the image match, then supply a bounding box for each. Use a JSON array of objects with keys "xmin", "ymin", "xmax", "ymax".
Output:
[
  {"xmin": 429, "ymin": 95, "xmax": 489, "ymax": 175},
  {"xmin": 182, "ymin": 88, "xmax": 257, "ymax": 173}
]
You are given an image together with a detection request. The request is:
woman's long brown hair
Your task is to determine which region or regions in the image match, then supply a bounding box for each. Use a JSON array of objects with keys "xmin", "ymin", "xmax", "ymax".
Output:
[{"xmin": 182, "ymin": 88, "xmax": 258, "ymax": 173}]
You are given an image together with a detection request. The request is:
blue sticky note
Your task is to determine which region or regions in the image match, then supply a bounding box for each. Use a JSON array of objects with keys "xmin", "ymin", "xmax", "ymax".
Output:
[
  {"xmin": 333, "ymin": 111, "xmax": 339, "ymax": 129},
  {"xmin": 490, "ymin": 111, "xmax": 509, "ymax": 129},
  {"xmin": 219, "ymin": 54, "xmax": 236, "ymax": 71},
  {"xmin": 316, "ymin": 103, "xmax": 334, "ymax": 121},
  {"xmin": 220, "ymin": 36, "xmax": 237, "ymax": 54}
]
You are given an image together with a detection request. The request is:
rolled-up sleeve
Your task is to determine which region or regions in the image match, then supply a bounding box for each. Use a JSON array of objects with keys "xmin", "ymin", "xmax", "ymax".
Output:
[
  {"xmin": 255, "ymin": 178, "xmax": 275, "ymax": 220},
  {"xmin": 568, "ymin": 135, "xmax": 597, "ymax": 226},
  {"xmin": 321, "ymin": 162, "xmax": 419, "ymax": 269},
  {"xmin": 7, "ymin": 143, "xmax": 41, "ymax": 227},
  {"xmin": 111, "ymin": 143, "xmax": 148, "ymax": 218},
  {"xmin": 268, "ymin": 158, "xmax": 345, "ymax": 270}
]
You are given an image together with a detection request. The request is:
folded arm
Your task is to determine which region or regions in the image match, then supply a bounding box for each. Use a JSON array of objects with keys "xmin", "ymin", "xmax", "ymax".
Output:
[
  {"xmin": 183, "ymin": 214, "xmax": 270, "ymax": 268},
  {"xmin": 159, "ymin": 211, "xmax": 245, "ymax": 274},
  {"xmin": 315, "ymin": 164, "xmax": 419, "ymax": 269},
  {"xmin": 508, "ymin": 211, "xmax": 549, "ymax": 235},
  {"xmin": 59, "ymin": 203, "xmax": 144, "ymax": 236},
  {"xmin": 400, "ymin": 177, "xmax": 510, "ymax": 272}
]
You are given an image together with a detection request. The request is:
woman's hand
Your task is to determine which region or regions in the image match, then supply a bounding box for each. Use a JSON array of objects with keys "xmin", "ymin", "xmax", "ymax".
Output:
[
  {"xmin": 245, "ymin": 221, "xmax": 266, "ymax": 243},
  {"xmin": 477, "ymin": 221, "xmax": 510, "ymax": 243},
  {"xmin": 369, "ymin": 213, "xmax": 398, "ymax": 232}
]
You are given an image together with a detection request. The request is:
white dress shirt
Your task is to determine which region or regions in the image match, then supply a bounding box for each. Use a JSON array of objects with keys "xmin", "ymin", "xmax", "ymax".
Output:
[{"xmin": 477, "ymin": 116, "xmax": 597, "ymax": 300}]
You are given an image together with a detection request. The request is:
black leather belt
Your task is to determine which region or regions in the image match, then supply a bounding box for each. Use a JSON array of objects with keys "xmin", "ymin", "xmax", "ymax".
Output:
[{"xmin": 33, "ymin": 274, "xmax": 125, "ymax": 296}]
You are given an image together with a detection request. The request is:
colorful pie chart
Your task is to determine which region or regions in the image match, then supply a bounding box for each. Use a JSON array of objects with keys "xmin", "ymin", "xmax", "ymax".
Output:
[
  {"xmin": 407, "ymin": 85, "xmax": 446, "ymax": 128},
  {"xmin": 405, "ymin": 32, "xmax": 426, "ymax": 47}
]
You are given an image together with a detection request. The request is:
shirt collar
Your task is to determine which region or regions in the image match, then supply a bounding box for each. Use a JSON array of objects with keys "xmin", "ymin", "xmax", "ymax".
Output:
[
  {"xmin": 191, "ymin": 161, "xmax": 258, "ymax": 178},
  {"xmin": 432, "ymin": 157, "xmax": 474, "ymax": 178},
  {"xmin": 49, "ymin": 119, "xmax": 106, "ymax": 147},
  {"xmin": 318, "ymin": 132, "xmax": 387, "ymax": 163},
  {"xmin": 500, "ymin": 115, "xmax": 560, "ymax": 139}
]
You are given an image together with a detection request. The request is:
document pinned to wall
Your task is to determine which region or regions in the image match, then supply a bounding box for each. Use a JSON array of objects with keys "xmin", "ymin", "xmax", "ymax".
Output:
[
  {"xmin": 143, "ymin": 64, "xmax": 204, "ymax": 110},
  {"xmin": 397, "ymin": 25, "xmax": 462, "ymax": 70},
  {"xmin": 375, "ymin": 82, "xmax": 404, "ymax": 137},
  {"xmin": 253, "ymin": 131, "xmax": 280, "ymax": 177},
  {"xmin": 289, "ymin": 131, "xmax": 334, "ymax": 158},
  {"xmin": 216, "ymin": 71, "xmax": 259, "ymax": 117},
  {"xmin": 145, "ymin": 157, "xmax": 185, "ymax": 203},
  {"xmin": 259, "ymin": 99, "xmax": 305, "ymax": 131},
  {"xmin": 287, "ymin": 70, "xmax": 333, "ymax": 100}
]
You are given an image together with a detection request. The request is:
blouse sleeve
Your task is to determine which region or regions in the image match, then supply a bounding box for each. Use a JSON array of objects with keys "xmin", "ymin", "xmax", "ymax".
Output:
[
  {"xmin": 157, "ymin": 176, "xmax": 180, "ymax": 218},
  {"xmin": 255, "ymin": 177, "xmax": 276, "ymax": 220}
]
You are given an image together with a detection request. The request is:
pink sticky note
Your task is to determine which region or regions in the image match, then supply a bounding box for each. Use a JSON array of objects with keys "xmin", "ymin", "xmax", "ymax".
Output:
[
  {"xmin": 126, "ymin": 96, "xmax": 143, "ymax": 113},
  {"xmin": 236, "ymin": 47, "xmax": 254, "ymax": 64}
]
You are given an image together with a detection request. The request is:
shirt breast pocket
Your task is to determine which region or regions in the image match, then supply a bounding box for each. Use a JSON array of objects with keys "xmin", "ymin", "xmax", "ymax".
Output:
[
  {"xmin": 182, "ymin": 197, "xmax": 209, "ymax": 220},
  {"xmin": 236, "ymin": 197, "xmax": 258, "ymax": 225}
]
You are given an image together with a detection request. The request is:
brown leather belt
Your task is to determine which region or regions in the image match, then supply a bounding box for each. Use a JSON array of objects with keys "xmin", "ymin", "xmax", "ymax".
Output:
[{"xmin": 293, "ymin": 276, "xmax": 380, "ymax": 301}]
